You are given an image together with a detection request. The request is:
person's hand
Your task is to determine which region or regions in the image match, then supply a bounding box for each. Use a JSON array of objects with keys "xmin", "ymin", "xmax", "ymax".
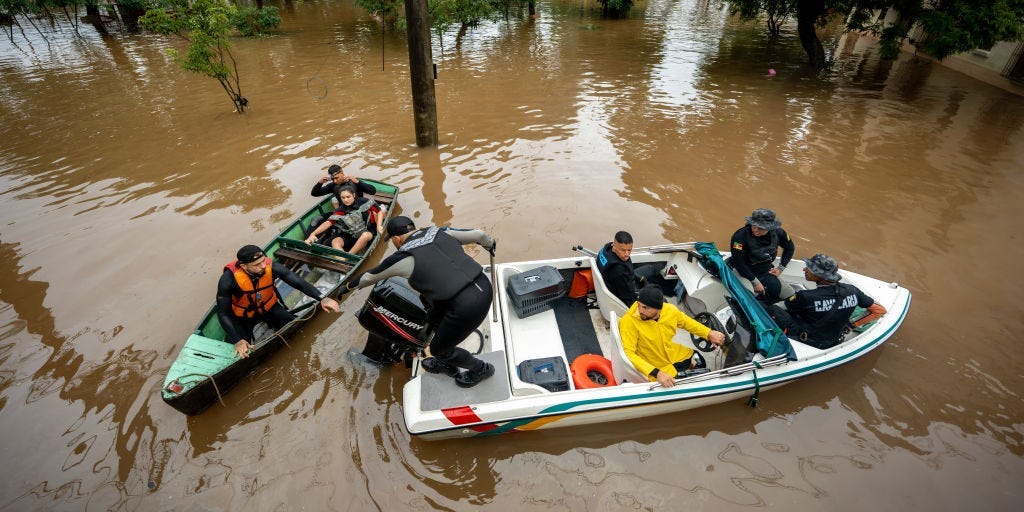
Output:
[
  {"xmin": 234, "ymin": 340, "xmax": 253, "ymax": 359},
  {"xmin": 348, "ymin": 175, "xmax": 359, "ymax": 183},
  {"xmin": 318, "ymin": 174, "xmax": 330, "ymax": 184},
  {"xmin": 768, "ymin": 267, "xmax": 781, "ymax": 277},
  {"xmin": 753, "ymin": 281, "xmax": 765, "ymax": 295},
  {"xmin": 377, "ymin": 223, "xmax": 385, "ymax": 235},
  {"xmin": 320, "ymin": 297, "xmax": 340, "ymax": 313},
  {"xmin": 656, "ymin": 371, "xmax": 675, "ymax": 388},
  {"xmin": 305, "ymin": 235, "xmax": 316, "ymax": 245},
  {"xmin": 707, "ymin": 330, "xmax": 726, "ymax": 347}
]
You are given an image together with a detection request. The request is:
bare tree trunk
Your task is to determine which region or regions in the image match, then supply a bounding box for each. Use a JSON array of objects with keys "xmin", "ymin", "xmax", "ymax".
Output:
[
  {"xmin": 84, "ymin": 4, "xmax": 108, "ymax": 35},
  {"xmin": 404, "ymin": 0, "xmax": 438, "ymax": 147},
  {"xmin": 796, "ymin": 0, "xmax": 825, "ymax": 69}
]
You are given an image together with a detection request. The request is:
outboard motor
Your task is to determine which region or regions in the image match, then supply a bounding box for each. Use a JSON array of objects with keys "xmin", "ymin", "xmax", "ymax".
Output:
[{"xmin": 356, "ymin": 277, "xmax": 433, "ymax": 364}]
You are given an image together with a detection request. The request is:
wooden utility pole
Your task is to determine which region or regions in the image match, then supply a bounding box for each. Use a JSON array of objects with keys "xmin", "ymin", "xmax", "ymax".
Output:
[{"xmin": 404, "ymin": 0, "xmax": 439, "ymax": 147}]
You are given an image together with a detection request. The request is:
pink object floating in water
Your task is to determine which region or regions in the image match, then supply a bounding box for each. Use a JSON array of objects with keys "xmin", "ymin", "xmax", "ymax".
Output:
[{"xmin": 768, "ymin": 69, "xmax": 777, "ymax": 76}]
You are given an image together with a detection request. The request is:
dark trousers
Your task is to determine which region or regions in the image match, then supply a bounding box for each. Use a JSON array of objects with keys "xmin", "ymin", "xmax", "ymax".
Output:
[
  {"xmin": 224, "ymin": 302, "xmax": 295, "ymax": 344},
  {"xmin": 768, "ymin": 305, "xmax": 834, "ymax": 349},
  {"xmin": 428, "ymin": 273, "xmax": 491, "ymax": 371},
  {"xmin": 755, "ymin": 272, "xmax": 784, "ymax": 305}
]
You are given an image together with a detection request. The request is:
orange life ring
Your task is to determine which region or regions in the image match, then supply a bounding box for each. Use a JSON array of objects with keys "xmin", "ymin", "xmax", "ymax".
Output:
[{"xmin": 570, "ymin": 354, "xmax": 616, "ymax": 389}]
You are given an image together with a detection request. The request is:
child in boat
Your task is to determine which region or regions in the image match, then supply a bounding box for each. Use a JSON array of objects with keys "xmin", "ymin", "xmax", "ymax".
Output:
[{"xmin": 304, "ymin": 185, "xmax": 386, "ymax": 254}]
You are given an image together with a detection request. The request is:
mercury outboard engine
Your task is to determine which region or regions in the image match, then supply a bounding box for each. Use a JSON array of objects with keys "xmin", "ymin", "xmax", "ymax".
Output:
[{"xmin": 356, "ymin": 277, "xmax": 432, "ymax": 364}]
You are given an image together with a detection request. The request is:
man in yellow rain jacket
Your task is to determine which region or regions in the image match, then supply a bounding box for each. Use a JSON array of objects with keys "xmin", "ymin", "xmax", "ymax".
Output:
[{"xmin": 619, "ymin": 285, "xmax": 726, "ymax": 388}]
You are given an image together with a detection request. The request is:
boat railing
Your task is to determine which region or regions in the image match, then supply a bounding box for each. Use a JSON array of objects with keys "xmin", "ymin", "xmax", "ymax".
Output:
[{"xmin": 648, "ymin": 353, "xmax": 789, "ymax": 390}]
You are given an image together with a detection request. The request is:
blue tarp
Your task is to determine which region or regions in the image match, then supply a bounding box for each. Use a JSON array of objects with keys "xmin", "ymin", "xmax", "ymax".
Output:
[{"xmin": 694, "ymin": 242, "xmax": 797, "ymax": 361}]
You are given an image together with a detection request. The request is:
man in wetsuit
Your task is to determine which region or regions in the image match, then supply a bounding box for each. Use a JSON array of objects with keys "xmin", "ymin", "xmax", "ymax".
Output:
[
  {"xmin": 729, "ymin": 208, "xmax": 795, "ymax": 305},
  {"xmin": 217, "ymin": 245, "xmax": 340, "ymax": 359},
  {"xmin": 342, "ymin": 216, "xmax": 498, "ymax": 388},
  {"xmin": 769, "ymin": 254, "xmax": 887, "ymax": 349},
  {"xmin": 311, "ymin": 164, "xmax": 377, "ymax": 204}
]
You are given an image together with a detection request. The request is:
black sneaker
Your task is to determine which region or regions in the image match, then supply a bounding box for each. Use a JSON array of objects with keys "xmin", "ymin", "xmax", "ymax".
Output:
[
  {"xmin": 455, "ymin": 362, "xmax": 495, "ymax": 388},
  {"xmin": 421, "ymin": 357, "xmax": 459, "ymax": 377}
]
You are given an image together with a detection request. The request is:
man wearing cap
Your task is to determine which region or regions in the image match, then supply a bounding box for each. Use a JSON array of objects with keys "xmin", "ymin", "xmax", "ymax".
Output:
[
  {"xmin": 769, "ymin": 254, "xmax": 887, "ymax": 349},
  {"xmin": 729, "ymin": 208, "xmax": 795, "ymax": 304},
  {"xmin": 217, "ymin": 245, "xmax": 341, "ymax": 359},
  {"xmin": 341, "ymin": 216, "xmax": 498, "ymax": 388},
  {"xmin": 618, "ymin": 285, "xmax": 727, "ymax": 388},
  {"xmin": 311, "ymin": 164, "xmax": 377, "ymax": 204}
]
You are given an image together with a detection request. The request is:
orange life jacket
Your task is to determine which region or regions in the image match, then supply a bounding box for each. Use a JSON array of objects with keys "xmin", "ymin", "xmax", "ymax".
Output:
[{"xmin": 224, "ymin": 258, "xmax": 278, "ymax": 318}]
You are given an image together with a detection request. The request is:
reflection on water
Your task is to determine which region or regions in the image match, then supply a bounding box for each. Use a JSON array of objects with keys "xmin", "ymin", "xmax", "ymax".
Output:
[{"xmin": 2, "ymin": 0, "xmax": 1024, "ymax": 510}]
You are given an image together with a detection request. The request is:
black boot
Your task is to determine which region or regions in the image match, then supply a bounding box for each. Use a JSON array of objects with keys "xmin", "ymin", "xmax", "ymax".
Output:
[
  {"xmin": 455, "ymin": 362, "xmax": 494, "ymax": 388},
  {"xmin": 421, "ymin": 357, "xmax": 459, "ymax": 377}
]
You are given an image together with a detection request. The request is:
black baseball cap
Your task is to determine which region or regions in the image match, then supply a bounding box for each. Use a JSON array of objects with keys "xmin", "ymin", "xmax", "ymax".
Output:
[
  {"xmin": 385, "ymin": 216, "xmax": 416, "ymax": 238},
  {"xmin": 236, "ymin": 244, "xmax": 265, "ymax": 264}
]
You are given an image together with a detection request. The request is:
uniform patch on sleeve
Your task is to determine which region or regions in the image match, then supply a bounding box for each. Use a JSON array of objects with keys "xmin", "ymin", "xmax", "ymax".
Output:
[{"xmin": 732, "ymin": 242, "xmax": 744, "ymax": 251}]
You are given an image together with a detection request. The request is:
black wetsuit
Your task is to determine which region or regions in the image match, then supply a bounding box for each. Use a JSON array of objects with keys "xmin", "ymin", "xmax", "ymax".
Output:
[
  {"xmin": 216, "ymin": 261, "xmax": 324, "ymax": 345},
  {"xmin": 348, "ymin": 227, "xmax": 495, "ymax": 371}
]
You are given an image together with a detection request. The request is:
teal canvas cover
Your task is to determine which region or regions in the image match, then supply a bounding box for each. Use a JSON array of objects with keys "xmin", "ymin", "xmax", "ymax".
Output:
[{"xmin": 695, "ymin": 242, "xmax": 796, "ymax": 360}]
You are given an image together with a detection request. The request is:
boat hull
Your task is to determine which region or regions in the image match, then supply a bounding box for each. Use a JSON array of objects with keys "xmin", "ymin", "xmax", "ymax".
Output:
[
  {"xmin": 162, "ymin": 180, "xmax": 399, "ymax": 415},
  {"xmin": 400, "ymin": 244, "xmax": 912, "ymax": 440}
]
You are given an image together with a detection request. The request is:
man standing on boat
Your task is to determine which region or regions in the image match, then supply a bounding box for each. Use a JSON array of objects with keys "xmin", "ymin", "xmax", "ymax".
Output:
[
  {"xmin": 769, "ymin": 254, "xmax": 887, "ymax": 349},
  {"xmin": 341, "ymin": 216, "xmax": 498, "ymax": 388},
  {"xmin": 729, "ymin": 208, "xmax": 795, "ymax": 304},
  {"xmin": 619, "ymin": 285, "xmax": 727, "ymax": 388},
  {"xmin": 218, "ymin": 245, "xmax": 341, "ymax": 359},
  {"xmin": 311, "ymin": 164, "xmax": 377, "ymax": 204}
]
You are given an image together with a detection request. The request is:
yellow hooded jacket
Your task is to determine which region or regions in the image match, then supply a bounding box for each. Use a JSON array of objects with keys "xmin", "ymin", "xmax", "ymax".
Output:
[{"xmin": 618, "ymin": 302, "xmax": 712, "ymax": 381}]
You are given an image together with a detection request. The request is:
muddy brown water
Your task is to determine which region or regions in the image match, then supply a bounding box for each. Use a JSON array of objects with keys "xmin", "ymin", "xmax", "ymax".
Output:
[{"xmin": 2, "ymin": 1, "xmax": 1023, "ymax": 510}]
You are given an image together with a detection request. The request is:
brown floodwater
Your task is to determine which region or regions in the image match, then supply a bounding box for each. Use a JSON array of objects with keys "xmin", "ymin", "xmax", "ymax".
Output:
[{"xmin": 2, "ymin": 1, "xmax": 1023, "ymax": 510}]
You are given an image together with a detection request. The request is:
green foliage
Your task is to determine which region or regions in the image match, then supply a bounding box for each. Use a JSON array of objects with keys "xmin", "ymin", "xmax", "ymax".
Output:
[
  {"xmin": 141, "ymin": 0, "xmax": 278, "ymax": 112},
  {"xmin": 726, "ymin": 0, "xmax": 797, "ymax": 36},
  {"xmin": 354, "ymin": 0, "xmax": 403, "ymax": 24},
  {"xmin": 230, "ymin": 6, "xmax": 281, "ymax": 37},
  {"xmin": 917, "ymin": 0, "xmax": 1024, "ymax": 60},
  {"xmin": 430, "ymin": 0, "xmax": 495, "ymax": 35}
]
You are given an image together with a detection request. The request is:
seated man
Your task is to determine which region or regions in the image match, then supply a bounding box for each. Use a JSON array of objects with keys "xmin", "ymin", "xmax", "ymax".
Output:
[
  {"xmin": 217, "ymin": 245, "xmax": 341, "ymax": 359},
  {"xmin": 769, "ymin": 254, "xmax": 887, "ymax": 349},
  {"xmin": 304, "ymin": 185, "xmax": 386, "ymax": 254},
  {"xmin": 729, "ymin": 208, "xmax": 795, "ymax": 305},
  {"xmin": 618, "ymin": 285, "xmax": 726, "ymax": 388},
  {"xmin": 596, "ymin": 231, "xmax": 663, "ymax": 306}
]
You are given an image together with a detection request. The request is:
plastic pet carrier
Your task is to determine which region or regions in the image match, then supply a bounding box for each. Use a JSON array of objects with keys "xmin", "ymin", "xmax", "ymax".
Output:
[{"xmin": 506, "ymin": 265, "xmax": 565, "ymax": 318}]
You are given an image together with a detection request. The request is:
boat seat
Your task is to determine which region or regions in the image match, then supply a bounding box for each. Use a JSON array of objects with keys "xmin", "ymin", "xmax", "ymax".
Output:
[
  {"xmin": 590, "ymin": 260, "xmax": 628, "ymax": 322},
  {"xmin": 608, "ymin": 311, "xmax": 649, "ymax": 384}
]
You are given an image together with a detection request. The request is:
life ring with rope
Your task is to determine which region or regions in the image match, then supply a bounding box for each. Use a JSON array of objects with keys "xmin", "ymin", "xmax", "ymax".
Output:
[{"xmin": 570, "ymin": 354, "xmax": 616, "ymax": 389}]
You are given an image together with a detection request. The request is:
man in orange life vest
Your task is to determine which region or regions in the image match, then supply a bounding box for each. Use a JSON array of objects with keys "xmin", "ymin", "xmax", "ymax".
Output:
[{"xmin": 217, "ymin": 245, "xmax": 340, "ymax": 358}]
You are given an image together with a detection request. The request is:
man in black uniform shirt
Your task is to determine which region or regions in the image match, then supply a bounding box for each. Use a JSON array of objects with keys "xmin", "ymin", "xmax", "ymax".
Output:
[
  {"xmin": 770, "ymin": 254, "xmax": 887, "ymax": 349},
  {"xmin": 218, "ymin": 245, "xmax": 340, "ymax": 359},
  {"xmin": 730, "ymin": 208, "xmax": 795, "ymax": 304},
  {"xmin": 342, "ymin": 217, "xmax": 498, "ymax": 388}
]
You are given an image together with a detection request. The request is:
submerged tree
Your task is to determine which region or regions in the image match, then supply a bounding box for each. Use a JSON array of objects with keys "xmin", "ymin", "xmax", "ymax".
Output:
[
  {"xmin": 140, "ymin": 0, "xmax": 281, "ymax": 113},
  {"xmin": 597, "ymin": 0, "xmax": 634, "ymax": 18},
  {"xmin": 726, "ymin": 0, "xmax": 1024, "ymax": 69}
]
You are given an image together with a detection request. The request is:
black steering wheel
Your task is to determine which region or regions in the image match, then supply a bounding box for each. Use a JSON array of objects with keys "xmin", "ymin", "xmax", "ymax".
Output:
[{"xmin": 691, "ymin": 311, "xmax": 728, "ymax": 353}]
